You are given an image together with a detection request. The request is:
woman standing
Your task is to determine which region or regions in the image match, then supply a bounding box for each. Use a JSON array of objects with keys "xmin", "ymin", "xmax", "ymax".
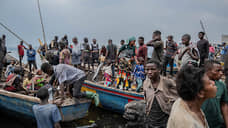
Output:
[
  {"xmin": 71, "ymin": 37, "xmax": 81, "ymax": 68},
  {"xmin": 167, "ymin": 65, "xmax": 217, "ymax": 128}
]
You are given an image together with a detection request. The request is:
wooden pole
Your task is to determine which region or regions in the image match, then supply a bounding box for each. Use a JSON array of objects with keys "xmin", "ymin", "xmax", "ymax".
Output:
[{"xmin": 0, "ymin": 22, "xmax": 29, "ymax": 46}]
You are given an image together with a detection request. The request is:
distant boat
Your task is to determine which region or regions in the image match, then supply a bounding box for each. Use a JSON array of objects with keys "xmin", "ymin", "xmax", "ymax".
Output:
[
  {"xmin": 82, "ymin": 80, "xmax": 144, "ymax": 114},
  {"xmin": 0, "ymin": 89, "xmax": 91, "ymax": 121}
]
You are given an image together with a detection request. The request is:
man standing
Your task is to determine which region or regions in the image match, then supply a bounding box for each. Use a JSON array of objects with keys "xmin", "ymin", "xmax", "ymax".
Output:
[
  {"xmin": 147, "ymin": 30, "xmax": 164, "ymax": 64},
  {"xmin": 18, "ymin": 41, "xmax": 27, "ymax": 67},
  {"xmin": 27, "ymin": 45, "xmax": 37, "ymax": 72},
  {"xmin": 197, "ymin": 31, "xmax": 209, "ymax": 67},
  {"xmin": 143, "ymin": 60, "xmax": 177, "ymax": 127},
  {"xmin": 162, "ymin": 35, "xmax": 177, "ymax": 76},
  {"xmin": 178, "ymin": 34, "xmax": 199, "ymax": 67},
  {"xmin": 49, "ymin": 36, "xmax": 59, "ymax": 50},
  {"xmin": 136, "ymin": 36, "xmax": 147, "ymax": 65},
  {"xmin": 33, "ymin": 87, "xmax": 62, "ymax": 128},
  {"xmin": 0, "ymin": 37, "xmax": 7, "ymax": 80},
  {"xmin": 202, "ymin": 60, "xmax": 228, "ymax": 128},
  {"xmin": 91, "ymin": 38, "xmax": 99, "ymax": 71},
  {"xmin": 82, "ymin": 37, "xmax": 91, "ymax": 71},
  {"xmin": 106, "ymin": 39, "xmax": 117, "ymax": 78},
  {"xmin": 41, "ymin": 63, "xmax": 99, "ymax": 106}
]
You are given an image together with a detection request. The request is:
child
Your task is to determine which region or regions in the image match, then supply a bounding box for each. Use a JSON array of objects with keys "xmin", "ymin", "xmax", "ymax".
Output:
[
  {"xmin": 5, "ymin": 60, "xmax": 16, "ymax": 78},
  {"xmin": 133, "ymin": 57, "xmax": 145, "ymax": 92},
  {"xmin": 33, "ymin": 70, "xmax": 46, "ymax": 90},
  {"xmin": 33, "ymin": 87, "xmax": 62, "ymax": 128},
  {"xmin": 23, "ymin": 73, "xmax": 33, "ymax": 90},
  {"xmin": 102, "ymin": 60, "xmax": 112, "ymax": 87}
]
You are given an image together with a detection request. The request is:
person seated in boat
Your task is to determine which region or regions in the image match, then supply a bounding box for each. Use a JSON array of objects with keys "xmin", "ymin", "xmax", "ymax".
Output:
[
  {"xmin": 33, "ymin": 87, "xmax": 62, "ymax": 128},
  {"xmin": 133, "ymin": 57, "xmax": 145, "ymax": 92},
  {"xmin": 102, "ymin": 60, "xmax": 112, "ymax": 87},
  {"xmin": 5, "ymin": 60, "xmax": 16, "ymax": 78},
  {"xmin": 4, "ymin": 74, "xmax": 27, "ymax": 94},
  {"xmin": 33, "ymin": 70, "xmax": 47, "ymax": 90},
  {"xmin": 59, "ymin": 44, "xmax": 71, "ymax": 65},
  {"xmin": 22, "ymin": 73, "xmax": 33, "ymax": 91},
  {"xmin": 143, "ymin": 59, "xmax": 178, "ymax": 128},
  {"xmin": 41, "ymin": 63, "xmax": 99, "ymax": 106}
]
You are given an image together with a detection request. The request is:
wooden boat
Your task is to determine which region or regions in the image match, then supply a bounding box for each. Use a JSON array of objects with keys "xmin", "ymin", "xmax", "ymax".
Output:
[
  {"xmin": 82, "ymin": 80, "xmax": 144, "ymax": 114},
  {"xmin": 0, "ymin": 89, "xmax": 91, "ymax": 122}
]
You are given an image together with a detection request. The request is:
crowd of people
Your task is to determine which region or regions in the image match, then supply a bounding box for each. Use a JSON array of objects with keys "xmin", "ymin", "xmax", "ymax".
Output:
[{"xmin": 1, "ymin": 30, "xmax": 228, "ymax": 128}]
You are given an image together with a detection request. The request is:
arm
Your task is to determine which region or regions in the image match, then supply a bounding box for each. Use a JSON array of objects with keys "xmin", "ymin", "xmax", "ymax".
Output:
[
  {"xmin": 146, "ymin": 40, "xmax": 153, "ymax": 46},
  {"xmin": 152, "ymin": 40, "xmax": 163, "ymax": 48},
  {"xmin": 144, "ymin": 47, "xmax": 148, "ymax": 65},
  {"xmin": 221, "ymin": 103, "xmax": 228, "ymax": 128},
  {"xmin": 188, "ymin": 48, "xmax": 199, "ymax": 60}
]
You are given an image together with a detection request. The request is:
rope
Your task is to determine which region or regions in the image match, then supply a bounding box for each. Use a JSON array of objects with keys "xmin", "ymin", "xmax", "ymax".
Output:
[
  {"xmin": 37, "ymin": 0, "xmax": 47, "ymax": 45},
  {"xmin": 0, "ymin": 22, "xmax": 29, "ymax": 46}
]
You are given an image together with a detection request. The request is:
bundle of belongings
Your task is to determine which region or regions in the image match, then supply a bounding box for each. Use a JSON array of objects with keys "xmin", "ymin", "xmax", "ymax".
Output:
[{"xmin": 123, "ymin": 100, "xmax": 146, "ymax": 128}]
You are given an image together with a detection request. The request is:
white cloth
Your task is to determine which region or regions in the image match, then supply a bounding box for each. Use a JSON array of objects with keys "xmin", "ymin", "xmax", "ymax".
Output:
[
  {"xmin": 102, "ymin": 65, "xmax": 112, "ymax": 76},
  {"xmin": 147, "ymin": 46, "xmax": 154, "ymax": 59},
  {"xmin": 53, "ymin": 64, "xmax": 85, "ymax": 85}
]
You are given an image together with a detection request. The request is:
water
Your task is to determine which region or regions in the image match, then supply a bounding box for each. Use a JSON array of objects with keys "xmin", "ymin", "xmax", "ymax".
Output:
[{"xmin": 0, "ymin": 105, "xmax": 127, "ymax": 128}]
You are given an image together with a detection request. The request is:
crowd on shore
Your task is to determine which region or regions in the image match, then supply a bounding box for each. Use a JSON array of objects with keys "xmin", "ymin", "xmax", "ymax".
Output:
[{"xmin": 1, "ymin": 30, "xmax": 228, "ymax": 128}]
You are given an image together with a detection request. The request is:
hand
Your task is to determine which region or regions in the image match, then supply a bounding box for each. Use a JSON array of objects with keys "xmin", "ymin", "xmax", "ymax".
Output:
[{"xmin": 171, "ymin": 56, "xmax": 175, "ymax": 59}]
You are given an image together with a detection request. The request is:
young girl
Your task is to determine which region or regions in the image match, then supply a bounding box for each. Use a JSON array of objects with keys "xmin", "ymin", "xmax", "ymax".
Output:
[
  {"xmin": 102, "ymin": 60, "xmax": 112, "ymax": 87},
  {"xmin": 133, "ymin": 57, "xmax": 145, "ymax": 92}
]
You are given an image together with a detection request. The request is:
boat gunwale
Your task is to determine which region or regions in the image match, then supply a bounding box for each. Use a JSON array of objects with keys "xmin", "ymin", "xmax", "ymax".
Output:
[
  {"xmin": 84, "ymin": 80, "xmax": 144, "ymax": 98},
  {"xmin": 0, "ymin": 89, "xmax": 91, "ymax": 107}
]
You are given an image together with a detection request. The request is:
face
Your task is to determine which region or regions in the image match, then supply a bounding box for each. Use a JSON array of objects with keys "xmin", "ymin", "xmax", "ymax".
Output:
[
  {"xmin": 207, "ymin": 64, "xmax": 223, "ymax": 81},
  {"xmin": 130, "ymin": 40, "xmax": 135, "ymax": 46},
  {"xmin": 73, "ymin": 38, "xmax": 78, "ymax": 44},
  {"xmin": 20, "ymin": 42, "xmax": 23, "ymax": 45},
  {"xmin": 93, "ymin": 39, "xmax": 96, "ymax": 43},
  {"xmin": 181, "ymin": 36, "xmax": 189, "ymax": 45},
  {"xmin": 138, "ymin": 39, "xmax": 144, "ymax": 46},
  {"xmin": 198, "ymin": 33, "xmax": 204, "ymax": 39},
  {"xmin": 84, "ymin": 38, "xmax": 88, "ymax": 43},
  {"xmin": 152, "ymin": 34, "xmax": 160, "ymax": 40},
  {"xmin": 47, "ymin": 67, "xmax": 54, "ymax": 76},
  {"xmin": 108, "ymin": 40, "xmax": 112, "ymax": 44},
  {"xmin": 145, "ymin": 63, "xmax": 160, "ymax": 79},
  {"xmin": 121, "ymin": 41, "xmax": 124, "ymax": 45},
  {"xmin": 168, "ymin": 37, "xmax": 172, "ymax": 41},
  {"xmin": 201, "ymin": 74, "xmax": 217, "ymax": 99},
  {"xmin": 29, "ymin": 45, "xmax": 32, "ymax": 49}
]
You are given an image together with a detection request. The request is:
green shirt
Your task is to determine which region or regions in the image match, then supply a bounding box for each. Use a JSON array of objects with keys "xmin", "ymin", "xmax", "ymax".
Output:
[
  {"xmin": 119, "ymin": 44, "xmax": 136, "ymax": 58},
  {"xmin": 201, "ymin": 80, "xmax": 228, "ymax": 128}
]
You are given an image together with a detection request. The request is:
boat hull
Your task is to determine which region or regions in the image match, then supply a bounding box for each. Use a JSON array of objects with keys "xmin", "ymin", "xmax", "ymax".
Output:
[
  {"xmin": 0, "ymin": 90, "xmax": 91, "ymax": 122},
  {"xmin": 82, "ymin": 80, "xmax": 144, "ymax": 114}
]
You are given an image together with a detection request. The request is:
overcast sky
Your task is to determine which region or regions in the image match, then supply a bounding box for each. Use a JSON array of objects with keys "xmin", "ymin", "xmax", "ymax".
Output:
[{"xmin": 1, "ymin": 0, "xmax": 228, "ymax": 48}]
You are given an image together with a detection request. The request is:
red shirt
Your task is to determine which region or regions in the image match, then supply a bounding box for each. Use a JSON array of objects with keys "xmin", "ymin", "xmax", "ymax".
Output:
[
  {"xmin": 18, "ymin": 45, "xmax": 25, "ymax": 56},
  {"xmin": 137, "ymin": 44, "xmax": 147, "ymax": 59}
]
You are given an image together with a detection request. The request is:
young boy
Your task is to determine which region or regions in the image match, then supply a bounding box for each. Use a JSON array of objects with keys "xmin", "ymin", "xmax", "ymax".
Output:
[
  {"xmin": 133, "ymin": 57, "xmax": 145, "ymax": 92},
  {"xmin": 201, "ymin": 60, "xmax": 228, "ymax": 128},
  {"xmin": 41, "ymin": 63, "xmax": 99, "ymax": 106},
  {"xmin": 33, "ymin": 87, "xmax": 62, "ymax": 128},
  {"xmin": 178, "ymin": 34, "xmax": 199, "ymax": 67}
]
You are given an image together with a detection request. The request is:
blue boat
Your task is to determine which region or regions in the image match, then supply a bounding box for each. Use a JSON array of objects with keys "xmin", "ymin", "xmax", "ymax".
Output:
[
  {"xmin": 82, "ymin": 80, "xmax": 144, "ymax": 114},
  {"xmin": 0, "ymin": 89, "xmax": 91, "ymax": 122}
]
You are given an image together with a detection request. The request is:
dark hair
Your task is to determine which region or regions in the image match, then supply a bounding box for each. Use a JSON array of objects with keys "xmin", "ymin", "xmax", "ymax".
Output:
[
  {"xmin": 120, "ymin": 40, "xmax": 125, "ymax": 42},
  {"xmin": 37, "ymin": 87, "xmax": 49, "ymax": 100},
  {"xmin": 204, "ymin": 60, "xmax": 221, "ymax": 71},
  {"xmin": 147, "ymin": 59, "xmax": 161, "ymax": 69},
  {"xmin": 176, "ymin": 65, "xmax": 205, "ymax": 101},
  {"xmin": 167, "ymin": 35, "xmax": 173, "ymax": 39},
  {"xmin": 182, "ymin": 34, "xmax": 191, "ymax": 41},
  {"xmin": 199, "ymin": 31, "xmax": 205, "ymax": 36},
  {"xmin": 41, "ymin": 63, "xmax": 52, "ymax": 74},
  {"xmin": 153, "ymin": 30, "xmax": 161, "ymax": 35},
  {"xmin": 138, "ymin": 36, "xmax": 144, "ymax": 41}
]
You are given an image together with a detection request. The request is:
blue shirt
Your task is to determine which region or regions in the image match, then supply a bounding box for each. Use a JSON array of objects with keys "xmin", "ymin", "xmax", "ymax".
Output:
[
  {"xmin": 27, "ymin": 49, "xmax": 36, "ymax": 61},
  {"xmin": 33, "ymin": 104, "xmax": 62, "ymax": 128},
  {"xmin": 133, "ymin": 65, "xmax": 145, "ymax": 80}
]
